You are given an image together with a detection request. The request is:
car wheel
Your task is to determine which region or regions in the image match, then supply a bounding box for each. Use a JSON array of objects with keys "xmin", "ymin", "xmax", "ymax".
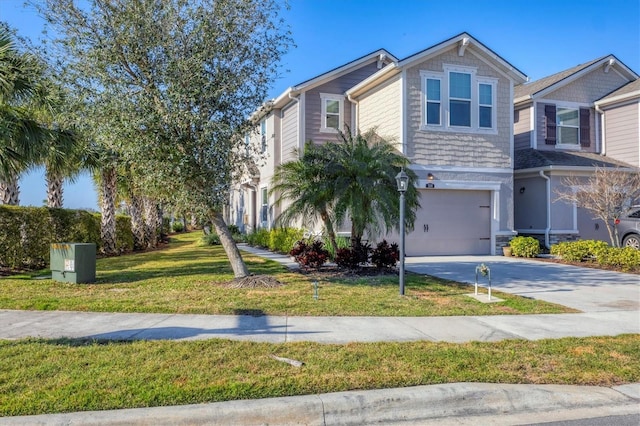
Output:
[{"xmin": 622, "ymin": 234, "xmax": 640, "ymax": 250}]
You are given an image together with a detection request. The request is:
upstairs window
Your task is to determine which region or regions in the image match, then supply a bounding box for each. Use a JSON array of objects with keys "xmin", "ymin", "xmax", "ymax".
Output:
[
  {"xmin": 449, "ymin": 72, "xmax": 471, "ymax": 127},
  {"xmin": 544, "ymin": 104, "xmax": 591, "ymax": 147},
  {"xmin": 421, "ymin": 66, "xmax": 497, "ymax": 132},
  {"xmin": 320, "ymin": 93, "xmax": 344, "ymax": 133},
  {"xmin": 425, "ymin": 77, "xmax": 441, "ymax": 125},
  {"xmin": 557, "ymin": 107, "xmax": 579, "ymax": 145}
]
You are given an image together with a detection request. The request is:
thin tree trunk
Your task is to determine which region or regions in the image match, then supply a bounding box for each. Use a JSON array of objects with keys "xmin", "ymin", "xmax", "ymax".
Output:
[
  {"xmin": 46, "ymin": 170, "xmax": 64, "ymax": 208},
  {"xmin": 129, "ymin": 192, "xmax": 146, "ymax": 250},
  {"xmin": 0, "ymin": 175, "xmax": 20, "ymax": 205},
  {"xmin": 100, "ymin": 166, "xmax": 117, "ymax": 255},
  {"xmin": 143, "ymin": 197, "xmax": 159, "ymax": 248},
  {"xmin": 210, "ymin": 209, "xmax": 249, "ymax": 278},
  {"xmin": 320, "ymin": 209, "xmax": 338, "ymax": 254}
]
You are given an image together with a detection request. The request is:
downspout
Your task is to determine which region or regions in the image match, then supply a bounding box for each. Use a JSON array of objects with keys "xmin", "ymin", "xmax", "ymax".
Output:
[
  {"xmin": 539, "ymin": 170, "xmax": 551, "ymax": 249},
  {"xmin": 347, "ymin": 94, "xmax": 358, "ymax": 131},
  {"xmin": 594, "ymin": 104, "xmax": 605, "ymax": 155}
]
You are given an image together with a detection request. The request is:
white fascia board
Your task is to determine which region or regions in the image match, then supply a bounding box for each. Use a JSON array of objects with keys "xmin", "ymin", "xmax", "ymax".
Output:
[
  {"xmin": 514, "ymin": 165, "xmax": 639, "ymax": 177},
  {"xmin": 346, "ymin": 63, "xmax": 400, "ymax": 98},
  {"xmin": 398, "ymin": 33, "xmax": 527, "ymax": 84},
  {"xmin": 595, "ymin": 91, "xmax": 640, "ymax": 108},
  {"xmin": 415, "ymin": 179, "xmax": 502, "ymax": 191},
  {"xmin": 411, "ymin": 164, "xmax": 513, "ymax": 174}
]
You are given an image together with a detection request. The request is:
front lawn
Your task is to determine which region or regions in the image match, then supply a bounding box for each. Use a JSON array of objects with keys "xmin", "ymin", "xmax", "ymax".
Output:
[
  {"xmin": 0, "ymin": 335, "xmax": 637, "ymax": 416},
  {"xmin": 0, "ymin": 232, "xmax": 572, "ymax": 316}
]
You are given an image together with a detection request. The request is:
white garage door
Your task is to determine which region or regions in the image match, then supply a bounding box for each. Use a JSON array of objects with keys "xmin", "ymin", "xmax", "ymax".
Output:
[{"xmin": 406, "ymin": 190, "xmax": 491, "ymax": 256}]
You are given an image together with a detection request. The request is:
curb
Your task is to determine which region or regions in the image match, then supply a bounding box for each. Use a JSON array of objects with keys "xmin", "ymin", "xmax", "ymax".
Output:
[{"xmin": 3, "ymin": 382, "xmax": 638, "ymax": 425}]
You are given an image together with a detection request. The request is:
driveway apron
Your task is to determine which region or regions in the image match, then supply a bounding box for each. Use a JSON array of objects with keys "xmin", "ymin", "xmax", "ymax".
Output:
[{"xmin": 405, "ymin": 255, "xmax": 640, "ymax": 313}]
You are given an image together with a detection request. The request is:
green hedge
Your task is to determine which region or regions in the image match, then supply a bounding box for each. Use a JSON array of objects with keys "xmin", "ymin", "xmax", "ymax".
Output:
[
  {"xmin": 551, "ymin": 239, "xmax": 639, "ymax": 272},
  {"xmin": 247, "ymin": 228, "xmax": 304, "ymax": 254},
  {"xmin": 509, "ymin": 236, "xmax": 540, "ymax": 258},
  {"xmin": 0, "ymin": 206, "xmax": 133, "ymax": 270}
]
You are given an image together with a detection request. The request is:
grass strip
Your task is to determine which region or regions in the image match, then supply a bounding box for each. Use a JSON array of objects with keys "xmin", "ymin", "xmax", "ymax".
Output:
[
  {"xmin": 0, "ymin": 335, "xmax": 638, "ymax": 416},
  {"xmin": 0, "ymin": 232, "xmax": 573, "ymax": 316}
]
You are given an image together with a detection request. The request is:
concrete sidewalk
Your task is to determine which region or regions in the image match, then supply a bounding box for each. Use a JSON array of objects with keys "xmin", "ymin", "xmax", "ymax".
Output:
[{"xmin": 1, "ymin": 309, "xmax": 638, "ymax": 343}]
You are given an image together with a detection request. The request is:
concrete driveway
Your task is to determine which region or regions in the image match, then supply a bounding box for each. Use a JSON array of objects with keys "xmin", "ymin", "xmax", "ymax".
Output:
[{"xmin": 405, "ymin": 255, "xmax": 640, "ymax": 313}]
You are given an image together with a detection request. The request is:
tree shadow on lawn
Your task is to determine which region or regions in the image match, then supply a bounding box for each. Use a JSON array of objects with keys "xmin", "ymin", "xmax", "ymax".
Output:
[{"xmin": 95, "ymin": 259, "xmax": 290, "ymax": 284}]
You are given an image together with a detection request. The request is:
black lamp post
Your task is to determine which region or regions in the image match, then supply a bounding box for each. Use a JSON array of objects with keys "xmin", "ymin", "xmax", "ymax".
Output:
[{"xmin": 395, "ymin": 168, "xmax": 409, "ymax": 296}]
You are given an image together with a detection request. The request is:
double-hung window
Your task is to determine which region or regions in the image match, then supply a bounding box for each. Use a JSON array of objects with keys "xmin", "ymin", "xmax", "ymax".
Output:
[
  {"xmin": 425, "ymin": 76, "xmax": 441, "ymax": 125},
  {"xmin": 449, "ymin": 71, "xmax": 472, "ymax": 127},
  {"xmin": 421, "ymin": 65, "xmax": 497, "ymax": 132},
  {"xmin": 556, "ymin": 107, "xmax": 579, "ymax": 145},
  {"xmin": 320, "ymin": 93, "xmax": 344, "ymax": 133}
]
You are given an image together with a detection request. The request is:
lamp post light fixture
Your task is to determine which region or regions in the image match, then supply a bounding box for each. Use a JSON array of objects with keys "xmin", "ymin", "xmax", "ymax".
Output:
[{"xmin": 395, "ymin": 168, "xmax": 409, "ymax": 296}]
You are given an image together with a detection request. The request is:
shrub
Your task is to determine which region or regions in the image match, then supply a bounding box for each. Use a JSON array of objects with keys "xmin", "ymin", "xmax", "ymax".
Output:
[
  {"xmin": 335, "ymin": 247, "xmax": 360, "ymax": 269},
  {"xmin": 596, "ymin": 247, "xmax": 640, "ymax": 272},
  {"xmin": 200, "ymin": 233, "xmax": 221, "ymax": 246},
  {"xmin": 509, "ymin": 236, "xmax": 540, "ymax": 258},
  {"xmin": 370, "ymin": 240, "xmax": 399, "ymax": 269},
  {"xmin": 227, "ymin": 224, "xmax": 241, "ymax": 235},
  {"xmin": 290, "ymin": 240, "xmax": 329, "ymax": 269},
  {"xmin": 0, "ymin": 206, "xmax": 134, "ymax": 269},
  {"xmin": 172, "ymin": 221, "xmax": 185, "ymax": 233},
  {"xmin": 247, "ymin": 228, "xmax": 270, "ymax": 248},
  {"xmin": 269, "ymin": 228, "xmax": 304, "ymax": 254},
  {"xmin": 323, "ymin": 235, "xmax": 350, "ymax": 260},
  {"xmin": 551, "ymin": 240, "xmax": 609, "ymax": 262}
]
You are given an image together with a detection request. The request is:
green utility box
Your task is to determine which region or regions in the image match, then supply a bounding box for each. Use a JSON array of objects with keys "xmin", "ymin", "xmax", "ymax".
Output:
[{"xmin": 50, "ymin": 243, "xmax": 96, "ymax": 283}]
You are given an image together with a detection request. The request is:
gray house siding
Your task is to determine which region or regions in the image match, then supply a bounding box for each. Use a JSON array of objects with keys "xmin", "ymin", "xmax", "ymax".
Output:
[
  {"xmin": 514, "ymin": 105, "xmax": 532, "ymax": 150},
  {"xmin": 514, "ymin": 176, "xmax": 547, "ymax": 231},
  {"xmin": 604, "ymin": 101, "xmax": 639, "ymax": 166},
  {"xmin": 305, "ymin": 62, "xmax": 381, "ymax": 143},
  {"xmin": 405, "ymin": 48, "xmax": 513, "ymax": 168},
  {"xmin": 280, "ymin": 101, "xmax": 299, "ymax": 164}
]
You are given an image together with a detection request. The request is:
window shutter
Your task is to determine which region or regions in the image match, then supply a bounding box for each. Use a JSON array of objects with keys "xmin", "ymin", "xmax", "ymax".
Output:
[
  {"xmin": 544, "ymin": 104, "xmax": 556, "ymax": 145},
  {"xmin": 579, "ymin": 108, "xmax": 591, "ymax": 147}
]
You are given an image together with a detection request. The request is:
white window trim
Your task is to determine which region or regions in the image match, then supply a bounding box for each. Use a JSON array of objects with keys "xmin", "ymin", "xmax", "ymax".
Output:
[
  {"xmin": 420, "ymin": 70, "xmax": 443, "ymax": 127},
  {"xmin": 420, "ymin": 65, "xmax": 498, "ymax": 134},
  {"xmin": 320, "ymin": 93, "xmax": 344, "ymax": 133},
  {"xmin": 556, "ymin": 105, "xmax": 580, "ymax": 146},
  {"xmin": 260, "ymin": 186, "xmax": 269, "ymax": 226}
]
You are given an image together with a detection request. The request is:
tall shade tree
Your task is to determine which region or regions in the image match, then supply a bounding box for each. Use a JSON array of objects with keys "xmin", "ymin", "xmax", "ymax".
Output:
[
  {"xmin": 39, "ymin": 0, "xmax": 293, "ymax": 278},
  {"xmin": 270, "ymin": 142, "xmax": 339, "ymax": 253},
  {"xmin": 555, "ymin": 166, "xmax": 640, "ymax": 247},
  {"xmin": 327, "ymin": 129, "xmax": 420, "ymax": 247},
  {"xmin": 0, "ymin": 25, "xmax": 47, "ymax": 205}
]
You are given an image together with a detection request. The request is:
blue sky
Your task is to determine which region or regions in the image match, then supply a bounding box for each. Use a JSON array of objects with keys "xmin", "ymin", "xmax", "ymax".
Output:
[{"xmin": 2, "ymin": 0, "xmax": 639, "ymax": 211}]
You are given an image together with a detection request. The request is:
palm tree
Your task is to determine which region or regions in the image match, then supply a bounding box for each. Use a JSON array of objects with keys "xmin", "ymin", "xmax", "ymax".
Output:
[
  {"xmin": 0, "ymin": 26, "xmax": 47, "ymax": 205},
  {"xmin": 327, "ymin": 128, "xmax": 420, "ymax": 247},
  {"xmin": 270, "ymin": 142, "xmax": 339, "ymax": 253}
]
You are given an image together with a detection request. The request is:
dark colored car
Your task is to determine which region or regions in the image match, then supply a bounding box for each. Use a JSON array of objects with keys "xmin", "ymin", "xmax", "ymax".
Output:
[{"xmin": 618, "ymin": 206, "xmax": 640, "ymax": 249}]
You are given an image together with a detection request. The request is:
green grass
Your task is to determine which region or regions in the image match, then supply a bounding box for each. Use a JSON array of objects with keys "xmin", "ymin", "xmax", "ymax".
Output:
[
  {"xmin": 0, "ymin": 232, "xmax": 573, "ymax": 316},
  {"xmin": 0, "ymin": 335, "xmax": 637, "ymax": 416}
]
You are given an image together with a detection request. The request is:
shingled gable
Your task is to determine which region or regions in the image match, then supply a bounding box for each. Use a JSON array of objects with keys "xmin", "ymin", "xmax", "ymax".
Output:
[
  {"xmin": 268, "ymin": 49, "xmax": 398, "ymax": 110},
  {"xmin": 514, "ymin": 55, "xmax": 639, "ymax": 105},
  {"xmin": 347, "ymin": 32, "xmax": 527, "ymax": 98}
]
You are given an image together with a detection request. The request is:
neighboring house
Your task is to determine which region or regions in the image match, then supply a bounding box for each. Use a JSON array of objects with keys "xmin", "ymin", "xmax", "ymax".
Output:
[
  {"xmin": 513, "ymin": 56, "xmax": 639, "ymax": 247},
  {"xmin": 230, "ymin": 33, "xmax": 528, "ymax": 256},
  {"xmin": 228, "ymin": 49, "xmax": 397, "ymax": 233}
]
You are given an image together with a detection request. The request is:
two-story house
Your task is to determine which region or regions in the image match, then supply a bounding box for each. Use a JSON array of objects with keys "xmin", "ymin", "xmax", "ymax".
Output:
[
  {"xmin": 228, "ymin": 49, "xmax": 397, "ymax": 234},
  {"xmin": 513, "ymin": 56, "xmax": 639, "ymax": 247},
  {"xmin": 230, "ymin": 33, "xmax": 527, "ymax": 256}
]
